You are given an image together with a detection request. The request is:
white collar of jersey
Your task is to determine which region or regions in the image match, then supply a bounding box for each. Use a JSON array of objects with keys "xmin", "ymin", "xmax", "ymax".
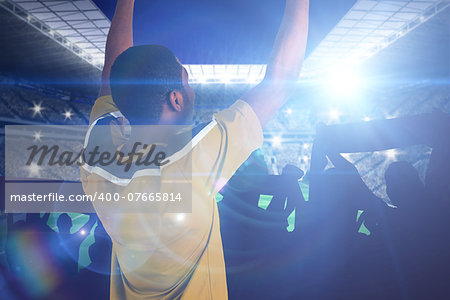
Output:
[{"xmin": 81, "ymin": 111, "xmax": 217, "ymax": 186}]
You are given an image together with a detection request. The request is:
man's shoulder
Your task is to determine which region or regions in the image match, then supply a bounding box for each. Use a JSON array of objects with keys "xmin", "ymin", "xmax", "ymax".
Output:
[{"xmin": 90, "ymin": 95, "xmax": 119, "ymax": 124}]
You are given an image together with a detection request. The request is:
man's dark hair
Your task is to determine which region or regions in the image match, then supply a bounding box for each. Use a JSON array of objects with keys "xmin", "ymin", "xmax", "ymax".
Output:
[{"xmin": 110, "ymin": 45, "xmax": 184, "ymax": 124}]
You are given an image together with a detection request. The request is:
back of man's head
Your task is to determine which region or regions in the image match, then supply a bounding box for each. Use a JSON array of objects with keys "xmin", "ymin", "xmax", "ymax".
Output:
[{"xmin": 110, "ymin": 45, "xmax": 184, "ymax": 125}]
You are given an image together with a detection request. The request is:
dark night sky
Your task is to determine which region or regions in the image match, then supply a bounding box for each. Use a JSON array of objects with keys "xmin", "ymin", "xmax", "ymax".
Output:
[{"xmin": 92, "ymin": 0, "xmax": 357, "ymax": 64}]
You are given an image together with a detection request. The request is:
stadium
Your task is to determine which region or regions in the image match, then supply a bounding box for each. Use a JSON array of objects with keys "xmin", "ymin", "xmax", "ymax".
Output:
[{"xmin": 0, "ymin": 0, "xmax": 449, "ymax": 299}]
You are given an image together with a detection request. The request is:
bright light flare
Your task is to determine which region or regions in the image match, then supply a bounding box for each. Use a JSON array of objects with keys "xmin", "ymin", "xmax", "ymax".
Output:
[
  {"xmin": 26, "ymin": 163, "xmax": 41, "ymax": 177},
  {"xmin": 176, "ymin": 214, "xmax": 185, "ymax": 222},
  {"xmin": 63, "ymin": 109, "xmax": 73, "ymax": 120},
  {"xmin": 384, "ymin": 149, "xmax": 398, "ymax": 161},
  {"xmin": 328, "ymin": 109, "xmax": 341, "ymax": 122},
  {"xmin": 30, "ymin": 103, "xmax": 44, "ymax": 117},
  {"xmin": 326, "ymin": 67, "xmax": 364, "ymax": 99},
  {"xmin": 272, "ymin": 136, "xmax": 282, "ymax": 148},
  {"xmin": 33, "ymin": 131, "xmax": 42, "ymax": 141}
]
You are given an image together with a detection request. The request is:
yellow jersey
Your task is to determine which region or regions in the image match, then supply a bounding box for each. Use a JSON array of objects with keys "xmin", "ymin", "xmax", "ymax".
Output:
[{"xmin": 80, "ymin": 95, "xmax": 263, "ymax": 299}]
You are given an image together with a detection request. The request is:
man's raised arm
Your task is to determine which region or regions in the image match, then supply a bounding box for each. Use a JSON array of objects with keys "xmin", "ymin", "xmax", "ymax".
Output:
[
  {"xmin": 98, "ymin": 0, "xmax": 135, "ymax": 98},
  {"xmin": 242, "ymin": 0, "xmax": 309, "ymax": 126}
]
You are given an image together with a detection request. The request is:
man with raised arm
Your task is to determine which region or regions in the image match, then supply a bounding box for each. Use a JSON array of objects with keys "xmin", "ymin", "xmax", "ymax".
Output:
[{"xmin": 81, "ymin": 0, "xmax": 309, "ymax": 299}]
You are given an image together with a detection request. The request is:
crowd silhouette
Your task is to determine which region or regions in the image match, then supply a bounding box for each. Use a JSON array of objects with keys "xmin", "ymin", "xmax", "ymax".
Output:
[
  {"xmin": 218, "ymin": 110, "xmax": 450, "ymax": 299},
  {"xmin": 2, "ymin": 212, "xmax": 112, "ymax": 300},
  {"xmin": 1, "ymin": 110, "xmax": 449, "ymax": 299}
]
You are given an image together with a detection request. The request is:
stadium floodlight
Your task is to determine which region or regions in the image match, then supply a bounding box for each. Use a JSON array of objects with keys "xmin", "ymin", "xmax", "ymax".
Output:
[
  {"xmin": 250, "ymin": 76, "xmax": 261, "ymax": 84},
  {"xmin": 185, "ymin": 65, "xmax": 265, "ymax": 85},
  {"xmin": 221, "ymin": 76, "xmax": 231, "ymax": 84},
  {"xmin": 197, "ymin": 77, "xmax": 207, "ymax": 84}
]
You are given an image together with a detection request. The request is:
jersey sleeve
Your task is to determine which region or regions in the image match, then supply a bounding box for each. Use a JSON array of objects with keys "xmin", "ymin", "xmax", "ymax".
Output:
[
  {"xmin": 89, "ymin": 95, "xmax": 119, "ymax": 124},
  {"xmin": 190, "ymin": 99, "xmax": 264, "ymax": 195}
]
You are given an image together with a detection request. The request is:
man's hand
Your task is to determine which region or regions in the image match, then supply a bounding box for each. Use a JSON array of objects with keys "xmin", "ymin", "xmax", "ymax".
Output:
[
  {"xmin": 98, "ymin": 0, "xmax": 135, "ymax": 98},
  {"xmin": 243, "ymin": 0, "xmax": 309, "ymax": 127}
]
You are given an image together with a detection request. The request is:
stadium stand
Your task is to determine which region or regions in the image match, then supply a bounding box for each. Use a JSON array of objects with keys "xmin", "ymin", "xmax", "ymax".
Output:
[{"xmin": 0, "ymin": 73, "xmax": 91, "ymax": 125}]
